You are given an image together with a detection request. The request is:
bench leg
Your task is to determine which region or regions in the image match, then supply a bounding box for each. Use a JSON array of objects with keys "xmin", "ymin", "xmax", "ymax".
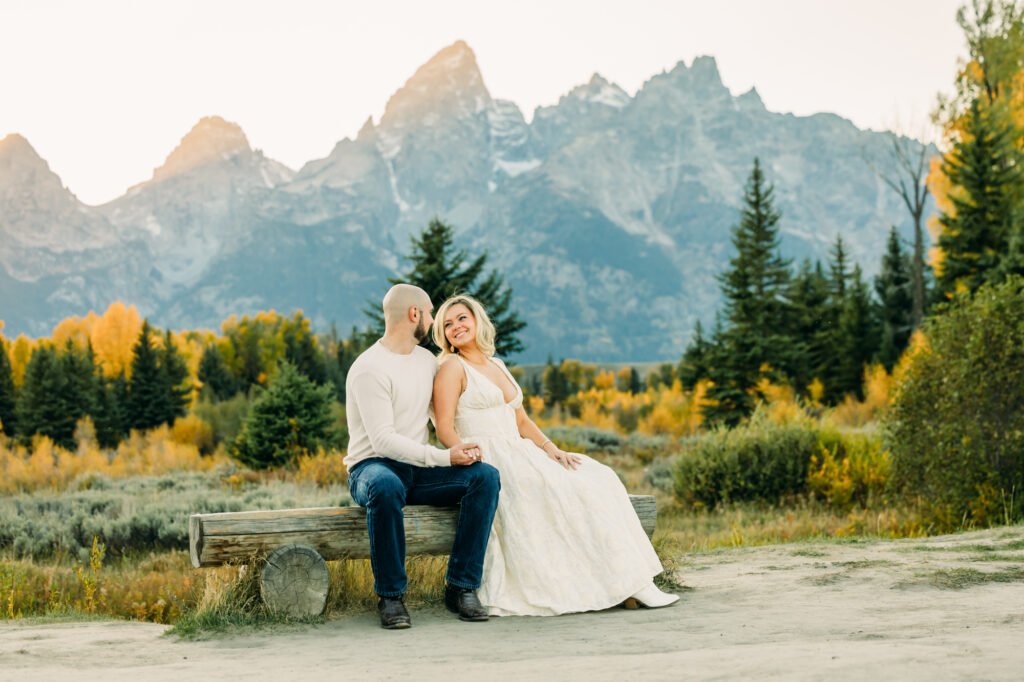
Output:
[{"xmin": 260, "ymin": 543, "xmax": 330, "ymax": 618}]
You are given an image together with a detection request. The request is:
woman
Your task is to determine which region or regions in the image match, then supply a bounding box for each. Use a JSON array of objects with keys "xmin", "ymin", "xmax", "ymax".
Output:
[{"xmin": 431, "ymin": 294, "xmax": 679, "ymax": 616}]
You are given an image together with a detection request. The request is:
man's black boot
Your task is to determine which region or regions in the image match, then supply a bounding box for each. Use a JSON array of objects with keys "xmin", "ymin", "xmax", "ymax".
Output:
[
  {"xmin": 444, "ymin": 584, "xmax": 489, "ymax": 622},
  {"xmin": 378, "ymin": 595, "xmax": 411, "ymax": 629}
]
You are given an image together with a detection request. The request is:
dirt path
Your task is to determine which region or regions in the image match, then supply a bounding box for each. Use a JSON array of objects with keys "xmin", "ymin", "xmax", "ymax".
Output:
[{"xmin": 3, "ymin": 525, "xmax": 1024, "ymax": 681}]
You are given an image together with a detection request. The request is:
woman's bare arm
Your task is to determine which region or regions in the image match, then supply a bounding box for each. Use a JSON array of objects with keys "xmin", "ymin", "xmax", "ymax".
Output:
[{"xmin": 432, "ymin": 358, "xmax": 467, "ymax": 449}]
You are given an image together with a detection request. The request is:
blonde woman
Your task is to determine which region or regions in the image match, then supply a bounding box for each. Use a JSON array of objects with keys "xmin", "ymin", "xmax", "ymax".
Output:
[{"xmin": 431, "ymin": 294, "xmax": 678, "ymax": 616}]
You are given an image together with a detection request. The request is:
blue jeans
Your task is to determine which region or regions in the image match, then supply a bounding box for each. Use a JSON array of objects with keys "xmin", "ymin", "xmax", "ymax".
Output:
[{"xmin": 348, "ymin": 458, "xmax": 500, "ymax": 597}]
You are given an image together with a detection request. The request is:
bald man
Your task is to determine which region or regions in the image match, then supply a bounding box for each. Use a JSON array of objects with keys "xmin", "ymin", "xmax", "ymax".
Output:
[{"xmin": 345, "ymin": 284, "xmax": 500, "ymax": 629}]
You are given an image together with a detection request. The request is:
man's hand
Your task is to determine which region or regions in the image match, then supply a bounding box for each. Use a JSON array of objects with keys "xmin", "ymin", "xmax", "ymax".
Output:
[{"xmin": 449, "ymin": 442, "xmax": 483, "ymax": 466}]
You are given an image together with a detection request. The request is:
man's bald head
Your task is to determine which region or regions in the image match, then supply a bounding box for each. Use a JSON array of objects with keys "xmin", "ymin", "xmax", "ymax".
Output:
[{"xmin": 382, "ymin": 284, "xmax": 432, "ymax": 328}]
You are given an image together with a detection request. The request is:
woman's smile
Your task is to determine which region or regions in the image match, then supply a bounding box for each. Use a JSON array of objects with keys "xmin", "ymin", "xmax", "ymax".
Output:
[{"xmin": 444, "ymin": 303, "xmax": 477, "ymax": 348}]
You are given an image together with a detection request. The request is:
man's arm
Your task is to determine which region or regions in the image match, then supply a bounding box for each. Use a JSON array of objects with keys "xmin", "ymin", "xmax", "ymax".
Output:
[{"xmin": 349, "ymin": 370, "xmax": 452, "ymax": 467}]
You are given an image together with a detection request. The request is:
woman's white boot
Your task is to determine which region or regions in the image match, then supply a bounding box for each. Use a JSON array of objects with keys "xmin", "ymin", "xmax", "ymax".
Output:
[{"xmin": 624, "ymin": 582, "xmax": 680, "ymax": 608}]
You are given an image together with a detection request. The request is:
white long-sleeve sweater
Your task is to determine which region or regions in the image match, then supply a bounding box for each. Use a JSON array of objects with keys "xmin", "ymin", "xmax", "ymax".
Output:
[{"xmin": 343, "ymin": 341, "xmax": 450, "ymax": 471}]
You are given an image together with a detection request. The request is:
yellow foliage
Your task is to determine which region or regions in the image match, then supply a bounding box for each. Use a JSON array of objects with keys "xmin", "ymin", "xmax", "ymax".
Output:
[
  {"xmin": 863, "ymin": 364, "xmax": 892, "ymax": 409},
  {"xmin": 636, "ymin": 381, "xmax": 704, "ymax": 437},
  {"xmin": 10, "ymin": 335, "xmax": 35, "ymax": 386},
  {"xmin": 593, "ymin": 369, "xmax": 615, "ymax": 389},
  {"xmin": 807, "ymin": 441, "xmax": 891, "ymax": 512},
  {"xmin": 52, "ymin": 313, "xmax": 97, "ymax": 350},
  {"xmin": 0, "ymin": 427, "xmax": 231, "ymax": 494},
  {"xmin": 293, "ymin": 448, "xmax": 348, "ymax": 487},
  {"xmin": 821, "ymin": 365, "xmax": 894, "ymax": 429},
  {"xmin": 171, "ymin": 414, "xmax": 215, "ymax": 454},
  {"xmin": 891, "ymin": 329, "xmax": 930, "ymax": 393},
  {"xmin": 90, "ymin": 302, "xmax": 142, "ymax": 378},
  {"xmin": 526, "ymin": 395, "xmax": 545, "ymax": 416},
  {"xmin": 806, "ymin": 378, "xmax": 825, "ymax": 408}
]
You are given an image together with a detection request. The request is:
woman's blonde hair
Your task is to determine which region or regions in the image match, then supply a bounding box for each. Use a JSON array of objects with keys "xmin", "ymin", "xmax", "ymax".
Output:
[{"xmin": 432, "ymin": 294, "xmax": 497, "ymax": 360}]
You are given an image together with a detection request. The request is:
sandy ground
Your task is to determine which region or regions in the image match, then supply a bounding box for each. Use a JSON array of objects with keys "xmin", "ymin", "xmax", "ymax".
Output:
[{"xmin": 3, "ymin": 525, "xmax": 1024, "ymax": 681}]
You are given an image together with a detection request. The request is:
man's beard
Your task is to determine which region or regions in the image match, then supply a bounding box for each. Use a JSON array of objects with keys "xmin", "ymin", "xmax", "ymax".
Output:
[{"xmin": 414, "ymin": 317, "xmax": 429, "ymax": 342}]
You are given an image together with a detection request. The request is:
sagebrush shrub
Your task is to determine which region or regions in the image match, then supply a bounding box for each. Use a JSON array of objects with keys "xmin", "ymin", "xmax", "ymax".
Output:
[
  {"xmin": 673, "ymin": 410, "xmax": 818, "ymax": 508},
  {"xmin": 0, "ymin": 470, "xmax": 352, "ymax": 559}
]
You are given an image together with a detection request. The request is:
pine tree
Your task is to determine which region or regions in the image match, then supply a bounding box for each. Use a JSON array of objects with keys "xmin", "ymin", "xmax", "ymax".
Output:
[
  {"xmin": 542, "ymin": 355, "xmax": 568, "ymax": 407},
  {"xmin": 162, "ymin": 330, "xmax": 191, "ymax": 423},
  {"xmin": 198, "ymin": 343, "xmax": 238, "ymax": 401},
  {"xmin": 937, "ymin": 99, "xmax": 1023, "ymax": 297},
  {"xmin": 16, "ymin": 345, "xmax": 75, "ymax": 447},
  {"xmin": 701, "ymin": 314, "xmax": 752, "ymax": 427},
  {"xmin": 92, "ymin": 372, "xmax": 125, "ymax": 449},
  {"xmin": 836, "ymin": 265, "xmax": 881, "ymax": 398},
  {"xmin": 615, "ymin": 366, "xmax": 642, "ymax": 394},
  {"xmin": 126, "ymin": 321, "xmax": 170, "ymax": 431},
  {"xmin": 0, "ymin": 338, "xmax": 16, "ymax": 437},
  {"xmin": 829, "ymin": 234, "xmax": 849, "ymax": 300},
  {"xmin": 59, "ymin": 340, "xmax": 100, "ymax": 441},
  {"xmin": 678, "ymin": 320, "xmax": 712, "ymax": 390},
  {"xmin": 227, "ymin": 320, "xmax": 266, "ymax": 392},
  {"xmin": 628, "ymin": 367, "xmax": 642, "ymax": 395},
  {"xmin": 282, "ymin": 312, "xmax": 327, "ymax": 384},
  {"xmin": 874, "ymin": 227, "xmax": 914, "ymax": 370},
  {"xmin": 703, "ymin": 158, "xmax": 792, "ymax": 424},
  {"xmin": 818, "ymin": 235, "xmax": 854, "ymax": 403},
  {"xmin": 367, "ymin": 217, "xmax": 527, "ymax": 356},
  {"xmin": 786, "ymin": 259, "xmax": 831, "ymax": 394},
  {"xmin": 233, "ymin": 362, "xmax": 336, "ymax": 470}
]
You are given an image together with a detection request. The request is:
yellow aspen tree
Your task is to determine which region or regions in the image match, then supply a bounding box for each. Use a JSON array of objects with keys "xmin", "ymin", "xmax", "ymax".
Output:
[
  {"xmin": 10, "ymin": 335, "xmax": 35, "ymax": 386},
  {"xmin": 52, "ymin": 313, "xmax": 97, "ymax": 349},
  {"xmin": 90, "ymin": 302, "xmax": 142, "ymax": 378}
]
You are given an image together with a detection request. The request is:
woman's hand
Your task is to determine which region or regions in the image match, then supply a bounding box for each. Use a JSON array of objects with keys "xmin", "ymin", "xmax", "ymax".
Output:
[{"xmin": 543, "ymin": 443, "xmax": 582, "ymax": 470}]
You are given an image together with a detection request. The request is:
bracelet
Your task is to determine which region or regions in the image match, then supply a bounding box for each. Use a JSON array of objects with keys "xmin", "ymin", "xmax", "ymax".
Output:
[{"xmin": 540, "ymin": 439, "xmax": 553, "ymax": 451}]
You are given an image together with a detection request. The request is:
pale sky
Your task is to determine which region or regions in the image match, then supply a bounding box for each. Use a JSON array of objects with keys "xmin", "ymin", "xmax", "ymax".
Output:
[{"xmin": 1, "ymin": 0, "xmax": 966, "ymax": 206}]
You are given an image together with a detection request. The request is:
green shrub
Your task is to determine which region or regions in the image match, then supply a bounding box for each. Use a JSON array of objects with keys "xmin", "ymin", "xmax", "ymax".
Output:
[
  {"xmin": 884, "ymin": 276, "xmax": 1024, "ymax": 528},
  {"xmin": 807, "ymin": 431, "xmax": 891, "ymax": 511},
  {"xmin": 193, "ymin": 392, "xmax": 251, "ymax": 446},
  {"xmin": 233, "ymin": 362, "xmax": 337, "ymax": 470},
  {"xmin": 673, "ymin": 411, "xmax": 818, "ymax": 508}
]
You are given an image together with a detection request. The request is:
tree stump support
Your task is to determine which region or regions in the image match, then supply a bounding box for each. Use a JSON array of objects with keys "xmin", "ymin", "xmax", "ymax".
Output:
[{"xmin": 260, "ymin": 543, "xmax": 330, "ymax": 617}]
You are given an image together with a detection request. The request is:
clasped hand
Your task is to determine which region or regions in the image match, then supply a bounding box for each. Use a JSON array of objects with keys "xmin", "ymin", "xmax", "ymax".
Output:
[{"xmin": 449, "ymin": 442, "xmax": 483, "ymax": 466}]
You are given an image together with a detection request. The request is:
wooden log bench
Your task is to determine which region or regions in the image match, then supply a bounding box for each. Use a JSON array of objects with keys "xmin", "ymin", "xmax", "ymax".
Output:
[{"xmin": 189, "ymin": 495, "xmax": 657, "ymax": 617}]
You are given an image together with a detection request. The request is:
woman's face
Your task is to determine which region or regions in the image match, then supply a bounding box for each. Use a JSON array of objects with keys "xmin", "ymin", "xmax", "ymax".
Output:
[{"xmin": 443, "ymin": 303, "xmax": 477, "ymax": 352}]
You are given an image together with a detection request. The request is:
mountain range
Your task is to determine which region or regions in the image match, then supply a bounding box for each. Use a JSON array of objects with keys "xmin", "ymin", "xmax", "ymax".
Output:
[{"xmin": 0, "ymin": 41, "xmax": 932, "ymax": 362}]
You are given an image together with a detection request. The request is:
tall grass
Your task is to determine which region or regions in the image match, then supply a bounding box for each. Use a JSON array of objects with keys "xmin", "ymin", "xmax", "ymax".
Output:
[{"xmin": 0, "ymin": 549, "xmax": 202, "ymax": 623}]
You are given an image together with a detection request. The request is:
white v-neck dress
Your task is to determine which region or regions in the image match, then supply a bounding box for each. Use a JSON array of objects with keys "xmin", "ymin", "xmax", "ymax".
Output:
[{"xmin": 450, "ymin": 356, "xmax": 664, "ymax": 616}]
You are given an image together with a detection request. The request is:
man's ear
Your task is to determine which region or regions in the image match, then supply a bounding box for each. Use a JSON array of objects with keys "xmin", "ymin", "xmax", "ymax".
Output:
[{"xmin": 407, "ymin": 306, "xmax": 419, "ymax": 323}]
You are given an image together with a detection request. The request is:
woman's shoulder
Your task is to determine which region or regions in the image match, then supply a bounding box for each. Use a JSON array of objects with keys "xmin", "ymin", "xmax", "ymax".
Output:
[{"xmin": 436, "ymin": 355, "xmax": 466, "ymax": 381}]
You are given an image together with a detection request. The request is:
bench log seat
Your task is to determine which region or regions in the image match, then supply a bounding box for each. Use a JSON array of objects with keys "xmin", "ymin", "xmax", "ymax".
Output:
[
  {"xmin": 189, "ymin": 494, "xmax": 657, "ymax": 568},
  {"xmin": 188, "ymin": 495, "xmax": 657, "ymax": 617}
]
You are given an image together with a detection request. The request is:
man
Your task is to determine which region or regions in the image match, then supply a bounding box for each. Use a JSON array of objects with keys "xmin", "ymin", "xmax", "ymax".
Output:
[{"xmin": 345, "ymin": 283, "xmax": 500, "ymax": 629}]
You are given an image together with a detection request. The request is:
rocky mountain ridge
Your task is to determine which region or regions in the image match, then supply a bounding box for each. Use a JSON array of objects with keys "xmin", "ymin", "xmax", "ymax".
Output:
[{"xmin": 0, "ymin": 41, "xmax": 931, "ymax": 361}]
